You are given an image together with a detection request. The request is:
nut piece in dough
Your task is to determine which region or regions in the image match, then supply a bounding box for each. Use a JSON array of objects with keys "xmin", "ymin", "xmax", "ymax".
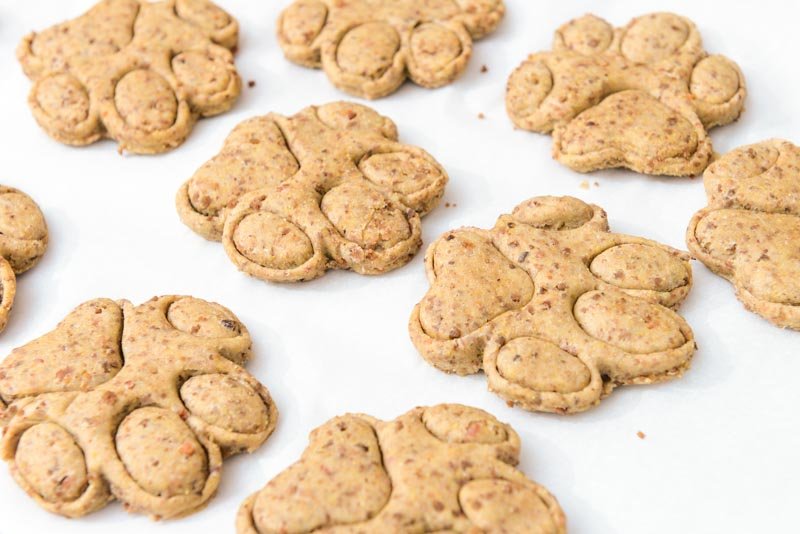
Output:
[
  {"xmin": 176, "ymin": 101, "xmax": 448, "ymax": 282},
  {"xmin": 277, "ymin": 0, "xmax": 505, "ymax": 99},
  {"xmin": 18, "ymin": 0, "xmax": 241, "ymax": 154},
  {"xmin": 410, "ymin": 195, "xmax": 696, "ymax": 414},
  {"xmin": 506, "ymin": 12, "xmax": 746, "ymax": 176},
  {"xmin": 0, "ymin": 296, "xmax": 277, "ymax": 519},
  {"xmin": 236, "ymin": 403, "xmax": 566, "ymax": 533},
  {"xmin": 687, "ymin": 139, "xmax": 800, "ymax": 329}
]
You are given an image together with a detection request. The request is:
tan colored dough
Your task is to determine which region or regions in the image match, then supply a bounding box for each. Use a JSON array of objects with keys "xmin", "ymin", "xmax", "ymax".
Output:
[
  {"xmin": 0, "ymin": 186, "xmax": 48, "ymax": 334},
  {"xmin": 277, "ymin": 0, "xmax": 505, "ymax": 99},
  {"xmin": 18, "ymin": 0, "xmax": 241, "ymax": 154},
  {"xmin": 176, "ymin": 101, "xmax": 448, "ymax": 282},
  {"xmin": 0, "ymin": 296, "xmax": 277, "ymax": 519},
  {"xmin": 410, "ymin": 196, "xmax": 696, "ymax": 414},
  {"xmin": 686, "ymin": 139, "xmax": 800, "ymax": 329},
  {"xmin": 506, "ymin": 12, "xmax": 746, "ymax": 176},
  {"xmin": 237, "ymin": 403, "xmax": 566, "ymax": 533}
]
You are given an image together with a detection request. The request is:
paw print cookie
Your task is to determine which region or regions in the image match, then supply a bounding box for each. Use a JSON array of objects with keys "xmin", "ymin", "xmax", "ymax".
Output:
[
  {"xmin": 687, "ymin": 139, "xmax": 800, "ymax": 329},
  {"xmin": 0, "ymin": 296, "xmax": 277, "ymax": 519},
  {"xmin": 506, "ymin": 12, "xmax": 746, "ymax": 176},
  {"xmin": 0, "ymin": 186, "xmax": 48, "ymax": 334},
  {"xmin": 410, "ymin": 196, "xmax": 695, "ymax": 414},
  {"xmin": 177, "ymin": 101, "xmax": 448, "ymax": 282},
  {"xmin": 18, "ymin": 0, "xmax": 241, "ymax": 154},
  {"xmin": 277, "ymin": 0, "xmax": 505, "ymax": 99},
  {"xmin": 237, "ymin": 403, "xmax": 565, "ymax": 533}
]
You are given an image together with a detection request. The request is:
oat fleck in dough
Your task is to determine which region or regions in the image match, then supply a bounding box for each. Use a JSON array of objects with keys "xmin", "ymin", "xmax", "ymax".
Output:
[
  {"xmin": 687, "ymin": 139, "xmax": 800, "ymax": 329},
  {"xmin": 506, "ymin": 12, "xmax": 746, "ymax": 176},
  {"xmin": 277, "ymin": 0, "xmax": 505, "ymax": 99},
  {"xmin": 177, "ymin": 101, "xmax": 448, "ymax": 282},
  {"xmin": 0, "ymin": 186, "xmax": 48, "ymax": 334},
  {"xmin": 0, "ymin": 296, "xmax": 277, "ymax": 519},
  {"xmin": 17, "ymin": 0, "xmax": 241, "ymax": 154},
  {"xmin": 237, "ymin": 404, "xmax": 566, "ymax": 533},
  {"xmin": 410, "ymin": 196, "xmax": 696, "ymax": 414}
]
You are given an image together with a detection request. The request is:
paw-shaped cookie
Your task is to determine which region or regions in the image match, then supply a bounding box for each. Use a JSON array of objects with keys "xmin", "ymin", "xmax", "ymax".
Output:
[
  {"xmin": 410, "ymin": 196, "xmax": 695, "ymax": 414},
  {"xmin": 687, "ymin": 139, "xmax": 800, "ymax": 329},
  {"xmin": 0, "ymin": 186, "xmax": 48, "ymax": 334},
  {"xmin": 18, "ymin": 0, "xmax": 241, "ymax": 154},
  {"xmin": 0, "ymin": 296, "xmax": 277, "ymax": 519},
  {"xmin": 506, "ymin": 12, "xmax": 746, "ymax": 176},
  {"xmin": 277, "ymin": 0, "xmax": 505, "ymax": 99},
  {"xmin": 237, "ymin": 403, "xmax": 565, "ymax": 533},
  {"xmin": 177, "ymin": 101, "xmax": 448, "ymax": 282}
]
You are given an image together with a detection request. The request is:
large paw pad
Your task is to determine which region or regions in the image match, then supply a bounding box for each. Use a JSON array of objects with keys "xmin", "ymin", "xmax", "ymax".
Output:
[
  {"xmin": 236, "ymin": 404, "xmax": 565, "ymax": 533},
  {"xmin": 410, "ymin": 196, "xmax": 695, "ymax": 414},
  {"xmin": 506, "ymin": 12, "xmax": 746, "ymax": 176},
  {"xmin": 0, "ymin": 296, "xmax": 277, "ymax": 519}
]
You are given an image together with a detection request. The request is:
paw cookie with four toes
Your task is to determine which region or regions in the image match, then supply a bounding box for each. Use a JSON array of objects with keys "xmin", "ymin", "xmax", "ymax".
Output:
[
  {"xmin": 687, "ymin": 139, "xmax": 800, "ymax": 330},
  {"xmin": 237, "ymin": 403, "xmax": 565, "ymax": 533},
  {"xmin": 177, "ymin": 101, "xmax": 448, "ymax": 282},
  {"xmin": 277, "ymin": 0, "xmax": 505, "ymax": 99},
  {"xmin": 18, "ymin": 0, "xmax": 241, "ymax": 154},
  {"xmin": 0, "ymin": 296, "xmax": 277, "ymax": 519},
  {"xmin": 410, "ymin": 196, "xmax": 696, "ymax": 414},
  {"xmin": 506, "ymin": 12, "xmax": 746, "ymax": 176}
]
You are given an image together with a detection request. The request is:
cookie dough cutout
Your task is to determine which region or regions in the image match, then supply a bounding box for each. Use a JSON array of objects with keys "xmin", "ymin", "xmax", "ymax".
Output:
[
  {"xmin": 687, "ymin": 139, "xmax": 800, "ymax": 329},
  {"xmin": 236, "ymin": 404, "xmax": 566, "ymax": 533},
  {"xmin": 410, "ymin": 195, "xmax": 695, "ymax": 414},
  {"xmin": 506, "ymin": 12, "xmax": 746, "ymax": 176},
  {"xmin": 176, "ymin": 101, "xmax": 448, "ymax": 282},
  {"xmin": 0, "ymin": 296, "xmax": 277, "ymax": 519}
]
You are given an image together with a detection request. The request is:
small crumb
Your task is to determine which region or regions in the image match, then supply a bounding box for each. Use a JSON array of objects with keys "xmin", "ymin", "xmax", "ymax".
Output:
[
  {"xmin": 478, "ymin": 112, "xmax": 485, "ymax": 119},
  {"xmin": 247, "ymin": 80, "xmax": 256, "ymax": 88},
  {"xmin": 579, "ymin": 180, "xmax": 590, "ymax": 190},
  {"xmin": 637, "ymin": 431, "xmax": 646, "ymax": 440},
  {"xmin": 593, "ymin": 181, "xmax": 599, "ymax": 187},
  {"xmin": 480, "ymin": 64, "xmax": 488, "ymax": 73},
  {"xmin": 444, "ymin": 202, "xmax": 457, "ymax": 208}
]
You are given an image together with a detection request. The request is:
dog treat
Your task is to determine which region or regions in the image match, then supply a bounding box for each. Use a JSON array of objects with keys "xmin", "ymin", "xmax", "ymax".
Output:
[
  {"xmin": 0, "ymin": 296, "xmax": 277, "ymax": 519},
  {"xmin": 0, "ymin": 186, "xmax": 48, "ymax": 334},
  {"xmin": 410, "ymin": 196, "xmax": 696, "ymax": 414},
  {"xmin": 18, "ymin": 0, "xmax": 241, "ymax": 154},
  {"xmin": 177, "ymin": 101, "xmax": 448, "ymax": 282},
  {"xmin": 687, "ymin": 139, "xmax": 800, "ymax": 329},
  {"xmin": 506, "ymin": 12, "xmax": 746, "ymax": 176},
  {"xmin": 237, "ymin": 403, "xmax": 566, "ymax": 533},
  {"xmin": 276, "ymin": 0, "xmax": 505, "ymax": 99}
]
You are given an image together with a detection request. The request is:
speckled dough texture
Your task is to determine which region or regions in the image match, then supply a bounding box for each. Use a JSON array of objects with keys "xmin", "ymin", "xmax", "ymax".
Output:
[
  {"xmin": 687, "ymin": 139, "xmax": 800, "ymax": 330},
  {"xmin": 0, "ymin": 296, "xmax": 277, "ymax": 519},
  {"xmin": 237, "ymin": 403, "xmax": 566, "ymax": 533},
  {"xmin": 277, "ymin": 0, "xmax": 505, "ymax": 99},
  {"xmin": 410, "ymin": 196, "xmax": 696, "ymax": 414},
  {"xmin": 506, "ymin": 12, "xmax": 746, "ymax": 176},
  {"xmin": 177, "ymin": 101, "xmax": 448, "ymax": 282},
  {"xmin": 0, "ymin": 186, "xmax": 48, "ymax": 335},
  {"xmin": 18, "ymin": 0, "xmax": 241, "ymax": 154}
]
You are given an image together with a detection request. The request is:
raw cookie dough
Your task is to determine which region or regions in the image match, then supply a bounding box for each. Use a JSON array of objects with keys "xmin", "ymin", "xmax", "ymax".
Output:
[
  {"xmin": 0, "ymin": 186, "xmax": 48, "ymax": 334},
  {"xmin": 0, "ymin": 296, "xmax": 277, "ymax": 519},
  {"xmin": 506, "ymin": 12, "xmax": 746, "ymax": 176},
  {"xmin": 410, "ymin": 196, "xmax": 696, "ymax": 414},
  {"xmin": 687, "ymin": 139, "xmax": 800, "ymax": 329},
  {"xmin": 177, "ymin": 101, "xmax": 448, "ymax": 282},
  {"xmin": 18, "ymin": 0, "xmax": 241, "ymax": 154},
  {"xmin": 237, "ymin": 403, "xmax": 566, "ymax": 533},
  {"xmin": 277, "ymin": 0, "xmax": 505, "ymax": 99}
]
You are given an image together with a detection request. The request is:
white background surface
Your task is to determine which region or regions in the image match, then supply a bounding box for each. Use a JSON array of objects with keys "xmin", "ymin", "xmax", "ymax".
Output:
[{"xmin": 0, "ymin": 0, "xmax": 798, "ymax": 532}]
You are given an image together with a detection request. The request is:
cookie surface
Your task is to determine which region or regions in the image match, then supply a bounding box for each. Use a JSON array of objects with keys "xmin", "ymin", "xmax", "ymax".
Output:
[
  {"xmin": 506, "ymin": 12, "xmax": 746, "ymax": 176},
  {"xmin": 687, "ymin": 139, "xmax": 800, "ymax": 329},
  {"xmin": 0, "ymin": 186, "xmax": 48, "ymax": 334},
  {"xmin": 237, "ymin": 403, "xmax": 565, "ymax": 533},
  {"xmin": 0, "ymin": 296, "xmax": 277, "ymax": 519},
  {"xmin": 18, "ymin": 0, "xmax": 241, "ymax": 154},
  {"xmin": 410, "ymin": 196, "xmax": 695, "ymax": 414},
  {"xmin": 177, "ymin": 101, "xmax": 448, "ymax": 282},
  {"xmin": 277, "ymin": 0, "xmax": 505, "ymax": 99}
]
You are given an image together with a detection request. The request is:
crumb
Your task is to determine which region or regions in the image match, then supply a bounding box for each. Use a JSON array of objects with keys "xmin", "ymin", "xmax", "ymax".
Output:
[
  {"xmin": 480, "ymin": 65, "xmax": 488, "ymax": 73},
  {"xmin": 637, "ymin": 431, "xmax": 646, "ymax": 440},
  {"xmin": 478, "ymin": 113, "xmax": 485, "ymax": 119},
  {"xmin": 248, "ymin": 80, "xmax": 256, "ymax": 88},
  {"xmin": 444, "ymin": 202, "xmax": 457, "ymax": 208},
  {"xmin": 593, "ymin": 181, "xmax": 599, "ymax": 187},
  {"xmin": 579, "ymin": 180, "xmax": 589, "ymax": 190}
]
